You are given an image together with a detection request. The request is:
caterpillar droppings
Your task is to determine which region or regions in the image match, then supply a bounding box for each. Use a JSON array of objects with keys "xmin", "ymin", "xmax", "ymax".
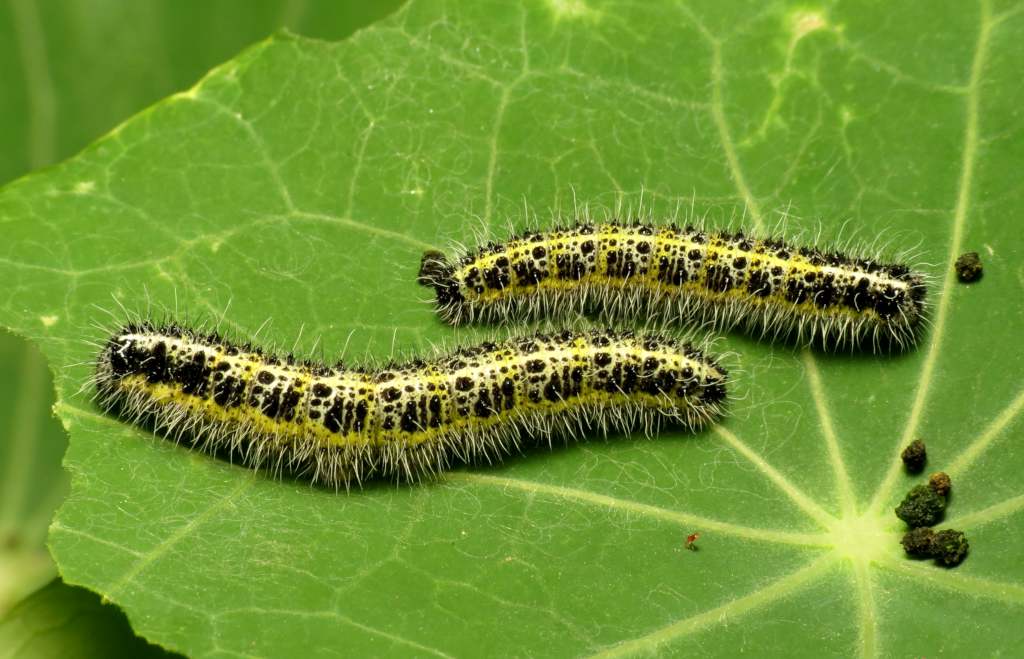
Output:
[
  {"xmin": 418, "ymin": 222, "xmax": 929, "ymax": 351},
  {"xmin": 93, "ymin": 322, "xmax": 728, "ymax": 488}
]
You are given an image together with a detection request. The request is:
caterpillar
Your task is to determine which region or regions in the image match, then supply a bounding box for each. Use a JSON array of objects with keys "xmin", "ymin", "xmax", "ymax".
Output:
[
  {"xmin": 418, "ymin": 222, "xmax": 929, "ymax": 350},
  {"xmin": 93, "ymin": 322, "xmax": 728, "ymax": 488}
]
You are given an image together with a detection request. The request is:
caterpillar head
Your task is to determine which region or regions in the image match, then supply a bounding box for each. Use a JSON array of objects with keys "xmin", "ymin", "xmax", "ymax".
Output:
[{"xmin": 418, "ymin": 250, "xmax": 464, "ymax": 320}]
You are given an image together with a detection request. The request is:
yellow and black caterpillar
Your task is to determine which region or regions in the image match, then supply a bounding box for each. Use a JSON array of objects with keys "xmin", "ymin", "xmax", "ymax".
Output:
[
  {"xmin": 419, "ymin": 222, "xmax": 928, "ymax": 350},
  {"xmin": 95, "ymin": 323, "xmax": 728, "ymax": 488}
]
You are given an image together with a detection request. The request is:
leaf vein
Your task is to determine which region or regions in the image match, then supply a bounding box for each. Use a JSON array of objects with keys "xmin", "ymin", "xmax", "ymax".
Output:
[{"xmin": 868, "ymin": 0, "xmax": 996, "ymax": 516}]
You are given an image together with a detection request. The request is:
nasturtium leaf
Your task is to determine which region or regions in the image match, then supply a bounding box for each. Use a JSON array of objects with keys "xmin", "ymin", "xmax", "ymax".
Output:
[{"xmin": 1, "ymin": 0, "xmax": 1022, "ymax": 656}]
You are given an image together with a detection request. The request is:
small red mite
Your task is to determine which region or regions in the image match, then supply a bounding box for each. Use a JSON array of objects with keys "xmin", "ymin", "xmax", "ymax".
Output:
[{"xmin": 685, "ymin": 532, "xmax": 700, "ymax": 550}]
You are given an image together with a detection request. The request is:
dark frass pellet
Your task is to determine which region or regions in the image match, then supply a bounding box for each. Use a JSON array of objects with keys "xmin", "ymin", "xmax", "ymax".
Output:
[
  {"xmin": 895, "ymin": 484, "xmax": 946, "ymax": 527},
  {"xmin": 901, "ymin": 439, "xmax": 927, "ymax": 474},
  {"xmin": 955, "ymin": 252, "xmax": 983, "ymax": 283},
  {"xmin": 928, "ymin": 471, "xmax": 952, "ymax": 498},
  {"xmin": 931, "ymin": 530, "xmax": 969, "ymax": 566},
  {"xmin": 901, "ymin": 527, "xmax": 936, "ymax": 557},
  {"xmin": 900, "ymin": 527, "xmax": 970, "ymax": 566}
]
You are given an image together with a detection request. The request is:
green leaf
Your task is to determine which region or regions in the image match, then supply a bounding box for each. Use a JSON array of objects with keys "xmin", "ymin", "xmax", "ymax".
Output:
[
  {"xmin": 0, "ymin": 0, "xmax": 403, "ymax": 183},
  {"xmin": 2, "ymin": 0, "xmax": 1022, "ymax": 656},
  {"xmin": 0, "ymin": 0, "xmax": 405, "ymax": 637},
  {"xmin": 0, "ymin": 332, "xmax": 66, "ymax": 616},
  {"xmin": 0, "ymin": 579, "xmax": 174, "ymax": 659}
]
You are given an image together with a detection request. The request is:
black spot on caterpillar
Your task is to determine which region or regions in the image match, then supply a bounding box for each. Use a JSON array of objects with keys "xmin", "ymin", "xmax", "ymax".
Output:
[
  {"xmin": 418, "ymin": 222, "xmax": 929, "ymax": 351},
  {"xmin": 93, "ymin": 322, "xmax": 728, "ymax": 488}
]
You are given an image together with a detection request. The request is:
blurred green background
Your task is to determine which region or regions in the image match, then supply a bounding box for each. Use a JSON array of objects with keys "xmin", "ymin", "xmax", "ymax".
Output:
[{"xmin": 0, "ymin": 1, "xmax": 403, "ymax": 655}]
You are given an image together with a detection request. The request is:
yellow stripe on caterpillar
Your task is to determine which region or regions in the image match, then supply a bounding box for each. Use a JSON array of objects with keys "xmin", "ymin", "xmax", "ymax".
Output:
[
  {"xmin": 94, "ymin": 323, "xmax": 728, "ymax": 488},
  {"xmin": 418, "ymin": 222, "xmax": 928, "ymax": 351}
]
